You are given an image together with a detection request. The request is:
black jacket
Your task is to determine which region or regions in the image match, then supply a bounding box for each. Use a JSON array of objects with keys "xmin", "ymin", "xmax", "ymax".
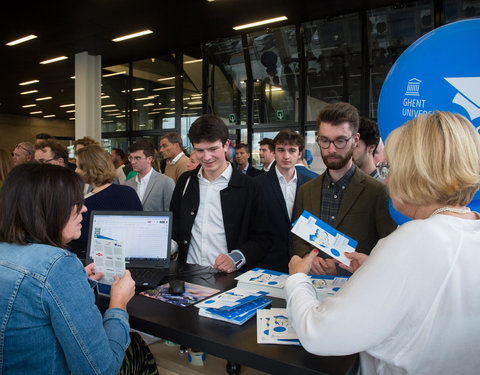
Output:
[{"xmin": 170, "ymin": 165, "xmax": 270, "ymax": 270}]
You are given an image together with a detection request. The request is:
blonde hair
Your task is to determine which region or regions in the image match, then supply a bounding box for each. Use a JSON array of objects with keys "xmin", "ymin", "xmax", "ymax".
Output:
[
  {"xmin": 385, "ymin": 111, "xmax": 480, "ymax": 206},
  {"xmin": 0, "ymin": 149, "xmax": 14, "ymax": 183},
  {"xmin": 76, "ymin": 144, "xmax": 116, "ymax": 187}
]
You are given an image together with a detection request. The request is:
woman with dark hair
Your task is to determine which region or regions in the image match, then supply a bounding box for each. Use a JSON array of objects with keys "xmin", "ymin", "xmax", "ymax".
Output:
[
  {"xmin": 70, "ymin": 144, "xmax": 142, "ymax": 259},
  {"xmin": 0, "ymin": 164, "xmax": 154, "ymax": 374}
]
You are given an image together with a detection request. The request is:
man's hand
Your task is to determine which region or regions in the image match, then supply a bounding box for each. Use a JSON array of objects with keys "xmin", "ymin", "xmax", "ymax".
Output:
[
  {"xmin": 310, "ymin": 257, "xmax": 337, "ymax": 275},
  {"xmin": 338, "ymin": 252, "xmax": 368, "ymax": 273},
  {"xmin": 213, "ymin": 254, "xmax": 236, "ymax": 273},
  {"xmin": 289, "ymin": 250, "xmax": 318, "ymax": 275},
  {"xmin": 84, "ymin": 262, "xmax": 104, "ymax": 281}
]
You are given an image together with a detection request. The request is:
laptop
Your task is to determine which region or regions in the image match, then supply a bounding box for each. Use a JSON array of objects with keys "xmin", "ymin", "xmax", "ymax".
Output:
[{"xmin": 87, "ymin": 211, "xmax": 172, "ymax": 289}]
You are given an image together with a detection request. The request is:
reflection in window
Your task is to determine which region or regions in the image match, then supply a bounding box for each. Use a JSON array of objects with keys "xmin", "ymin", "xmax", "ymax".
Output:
[
  {"xmin": 303, "ymin": 14, "xmax": 361, "ymax": 121},
  {"xmin": 205, "ymin": 37, "xmax": 247, "ymax": 125},
  {"xmin": 445, "ymin": 0, "xmax": 480, "ymax": 22},
  {"xmin": 132, "ymin": 56, "xmax": 176, "ymax": 130},
  {"xmin": 101, "ymin": 65, "xmax": 128, "ymax": 133},
  {"xmin": 248, "ymin": 26, "xmax": 299, "ymax": 124},
  {"xmin": 305, "ymin": 130, "xmax": 326, "ymax": 175},
  {"xmin": 368, "ymin": 1, "xmax": 433, "ymax": 118}
]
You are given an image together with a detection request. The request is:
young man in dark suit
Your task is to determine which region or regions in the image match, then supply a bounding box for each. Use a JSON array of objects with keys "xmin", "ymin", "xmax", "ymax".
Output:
[{"xmin": 256, "ymin": 130, "xmax": 314, "ymax": 273}]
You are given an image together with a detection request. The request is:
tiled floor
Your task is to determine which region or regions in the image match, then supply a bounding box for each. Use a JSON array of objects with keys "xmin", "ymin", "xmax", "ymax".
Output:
[{"xmin": 149, "ymin": 340, "xmax": 268, "ymax": 375}]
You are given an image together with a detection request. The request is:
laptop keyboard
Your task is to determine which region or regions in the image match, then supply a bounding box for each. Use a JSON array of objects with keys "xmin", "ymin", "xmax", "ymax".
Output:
[{"xmin": 130, "ymin": 268, "xmax": 168, "ymax": 288}]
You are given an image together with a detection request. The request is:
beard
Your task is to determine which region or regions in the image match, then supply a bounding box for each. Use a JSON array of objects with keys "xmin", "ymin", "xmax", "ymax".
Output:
[{"xmin": 321, "ymin": 143, "xmax": 354, "ymax": 170}]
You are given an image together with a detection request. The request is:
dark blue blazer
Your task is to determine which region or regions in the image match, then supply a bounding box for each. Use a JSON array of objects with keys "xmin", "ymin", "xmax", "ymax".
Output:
[
  {"xmin": 295, "ymin": 165, "xmax": 319, "ymax": 180},
  {"xmin": 256, "ymin": 168, "xmax": 313, "ymax": 273}
]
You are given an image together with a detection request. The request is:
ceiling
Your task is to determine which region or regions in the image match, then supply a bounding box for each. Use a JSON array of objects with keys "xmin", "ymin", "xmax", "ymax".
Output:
[{"xmin": 0, "ymin": 0, "xmax": 398, "ymax": 120}]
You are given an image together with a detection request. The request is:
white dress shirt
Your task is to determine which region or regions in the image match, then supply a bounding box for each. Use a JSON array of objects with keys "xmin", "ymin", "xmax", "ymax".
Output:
[
  {"xmin": 187, "ymin": 164, "xmax": 232, "ymax": 266},
  {"xmin": 169, "ymin": 151, "xmax": 184, "ymax": 165},
  {"xmin": 275, "ymin": 166, "xmax": 297, "ymax": 220},
  {"xmin": 264, "ymin": 159, "xmax": 275, "ymax": 172},
  {"xmin": 135, "ymin": 168, "xmax": 153, "ymax": 202}
]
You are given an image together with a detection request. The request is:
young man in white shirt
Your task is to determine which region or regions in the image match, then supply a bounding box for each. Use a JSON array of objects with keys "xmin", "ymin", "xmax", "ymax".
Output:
[
  {"xmin": 256, "ymin": 130, "xmax": 314, "ymax": 272},
  {"xmin": 124, "ymin": 139, "xmax": 174, "ymax": 211},
  {"xmin": 170, "ymin": 114, "xmax": 269, "ymax": 273}
]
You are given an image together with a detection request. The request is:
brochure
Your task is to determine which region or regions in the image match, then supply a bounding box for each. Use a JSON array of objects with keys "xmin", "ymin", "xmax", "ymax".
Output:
[
  {"xmin": 199, "ymin": 297, "xmax": 271, "ymax": 325},
  {"xmin": 196, "ymin": 287, "xmax": 269, "ymax": 311},
  {"xmin": 257, "ymin": 308, "xmax": 301, "ymax": 346},
  {"xmin": 92, "ymin": 236, "xmax": 125, "ymax": 296},
  {"xmin": 234, "ymin": 268, "xmax": 289, "ymax": 299},
  {"xmin": 140, "ymin": 282, "xmax": 220, "ymax": 307},
  {"xmin": 291, "ymin": 210, "xmax": 358, "ymax": 266}
]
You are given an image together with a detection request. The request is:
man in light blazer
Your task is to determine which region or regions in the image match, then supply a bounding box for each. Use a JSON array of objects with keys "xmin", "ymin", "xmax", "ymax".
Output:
[
  {"xmin": 293, "ymin": 102, "xmax": 397, "ymax": 275},
  {"xmin": 124, "ymin": 139, "xmax": 175, "ymax": 211}
]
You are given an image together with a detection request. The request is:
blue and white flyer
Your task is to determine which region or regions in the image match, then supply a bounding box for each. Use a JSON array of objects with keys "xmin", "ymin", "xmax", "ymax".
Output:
[{"xmin": 291, "ymin": 210, "xmax": 357, "ymax": 266}]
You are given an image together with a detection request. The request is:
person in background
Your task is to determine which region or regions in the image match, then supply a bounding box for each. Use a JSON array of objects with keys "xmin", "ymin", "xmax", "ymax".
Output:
[
  {"xmin": 69, "ymin": 145, "xmax": 142, "ymax": 260},
  {"xmin": 286, "ymin": 111, "xmax": 480, "ymax": 374},
  {"xmin": 159, "ymin": 133, "xmax": 189, "ymax": 183},
  {"xmin": 295, "ymin": 150, "xmax": 319, "ymax": 180},
  {"xmin": 186, "ymin": 150, "xmax": 199, "ymax": 171},
  {"xmin": 235, "ymin": 143, "xmax": 261, "ymax": 177},
  {"xmin": 258, "ymin": 138, "xmax": 276, "ymax": 173},
  {"xmin": 0, "ymin": 163, "xmax": 158, "ymax": 374},
  {"xmin": 0, "ymin": 149, "xmax": 14, "ymax": 189},
  {"xmin": 34, "ymin": 140, "xmax": 70, "ymax": 168},
  {"xmin": 353, "ymin": 117, "xmax": 383, "ymax": 181},
  {"xmin": 73, "ymin": 136, "xmax": 98, "ymax": 153},
  {"xmin": 12, "ymin": 142, "xmax": 34, "ymax": 165},
  {"xmin": 34, "ymin": 133, "xmax": 53, "ymax": 145},
  {"xmin": 111, "ymin": 147, "xmax": 127, "ymax": 184}
]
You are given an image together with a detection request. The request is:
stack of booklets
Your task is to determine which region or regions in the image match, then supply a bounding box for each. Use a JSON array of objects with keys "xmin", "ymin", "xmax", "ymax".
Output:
[
  {"xmin": 196, "ymin": 287, "xmax": 271, "ymax": 325},
  {"xmin": 257, "ymin": 308, "xmax": 301, "ymax": 346},
  {"xmin": 235, "ymin": 268, "xmax": 349, "ymax": 301}
]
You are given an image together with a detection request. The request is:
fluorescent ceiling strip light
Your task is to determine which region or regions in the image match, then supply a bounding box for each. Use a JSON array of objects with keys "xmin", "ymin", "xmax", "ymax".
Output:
[
  {"xmin": 101, "ymin": 104, "xmax": 116, "ymax": 108},
  {"xmin": 165, "ymin": 111, "xmax": 175, "ymax": 115},
  {"xmin": 30, "ymin": 111, "xmax": 42, "ymax": 114},
  {"xmin": 157, "ymin": 76, "xmax": 175, "ymax": 81},
  {"xmin": 104, "ymin": 109, "xmax": 119, "ymax": 112},
  {"xmin": 43, "ymin": 115, "xmax": 56, "ymax": 118},
  {"xmin": 66, "ymin": 110, "xmax": 75, "ymax": 113},
  {"xmin": 233, "ymin": 16, "xmax": 288, "ymax": 30},
  {"xmin": 101, "ymin": 95, "xmax": 110, "ymax": 99},
  {"xmin": 135, "ymin": 95, "xmax": 157, "ymax": 101},
  {"xmin": 20, "ymin": 90, "xmax": 38, "ymax": 95},
  {"xmin": 6, "ymin": 34, "xmax": 37, "ymax": 46},
  {"xmin": 102, "ymin": 71, "xmax": 126, "ymax": 77},
  {"xmin": 121, "ymin": 88, "xmax": 144, "ymax": 93},
  {"xmin": 112, "ymin": 30, "xmax": 153, "ymax": 42},
  {"xmin": 69, "ymin": 118, "xmax": 75, "ymax": 121},
  {"xmin": 189, "ymin": 101, "xmax": 202, "ymax": 105},
  {"xmin": 40, "ymin": 56, "xmax": 68, "ymax": 64},
  {"xmin": 19, "ymin": 80, "xmax": 39, "ymax": 86},
  {"xmin": 59, "ymin": 103, "xmax": 75, "ymax": 108},
  {"xmin": 35, "ymin": 96, "xmax": 53, "ymax": 101},
  {"xmin": 115, "ymin": 115, "xmax": 126, "ymax": 118},
  {"xmin": 143, "ymin": 103, "xmax": 155, "ymax": 107},
  {"xmin": 184, "ymin": 59, "xmax": 202, "ymax": 64},
  {"xmin": 70, "ymin": 76, "xmax": 75, "ymax": 79},
  {"xmin": 22, "ymin": 104, "xmax": 36, "ymax": 108},
  {"xmin": 153, "ymin": 86, "xmax": 174, "ymax": 91}
]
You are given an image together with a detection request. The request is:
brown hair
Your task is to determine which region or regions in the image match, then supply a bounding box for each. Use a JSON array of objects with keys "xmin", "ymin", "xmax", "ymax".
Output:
[
  {"xmin": 317, "ymin": 102, "xmax": 360, "ymax": 134},
  {"xmin": 0, "ymin": 149, "xmax": 14, "ymax": 182},
  {"xmin": 273, "ymin": 130, "xmax": 305, "ymax": 152},
  {"xmin": 0, "ymin": 163, "xmax": 84, "ymax": 247}
]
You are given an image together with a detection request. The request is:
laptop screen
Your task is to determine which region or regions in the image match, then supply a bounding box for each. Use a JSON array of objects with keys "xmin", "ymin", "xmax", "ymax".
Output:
[{"xmin": 87, "ymin": 211, "xmax": 172, "ymax": 269}]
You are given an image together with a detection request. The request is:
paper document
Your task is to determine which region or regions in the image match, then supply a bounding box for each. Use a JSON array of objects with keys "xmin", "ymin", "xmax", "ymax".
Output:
[
  {"xmin": 291, "ymin": 210, "xmax": 357, "ymax": 266},
  {"xmin": 92, "ymin": 236, "xmax": 125, "ymax": 291}
]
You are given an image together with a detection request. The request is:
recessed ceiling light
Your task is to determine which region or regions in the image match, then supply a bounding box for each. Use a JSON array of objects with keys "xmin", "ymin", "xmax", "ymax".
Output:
[
  {"xmin": 101, "ymin": 104, "xmax": 116, "ymax": 108},
  {"xmin": 143, "ymin": 103, "xmax": 155, "ymax": 107},
  {"xmin": 59, "ymin": 103, "xmax": 75, "ymax": 108},
  {"xmin": 35, "ymin": 96, "xmax": 53, "ymax": 101},
  {"xmin": 135, "ymin": 95, "xmax": 157, "ymax": 101},
  {"xmin": 184, "ymin": 59, "xmax": 203, "ymax": 64},
  {"xmin": 22, "ymin": 104, "xmax": 37, "ymax": 108},
  {"xmin": 157, "ymin": 76, "xmax": 175, "ymax": 81},
  {"xmin": 102, "ymin": 71, "xmax": 126, "ymax": 78},
  {"xmin": 20, "ymin": 90, "xmax": 38, "ymax": 95},
  {"xmin": 153, "ymin": 86, "xmax": 175, "ymax": 91},
  {"xmin": 66, "ymin": 110, "xmax": 75, "ymax": 113},
  {"xmin": 6, "ymin": 34, "xmax": 37, "ymax": 46},
  {"xmin": 43, "ymin": 114, "xmax": 56, "ymax": 118},
  {"xmin": 69, "ymin": 117, "xmax": 75, "ymax": 121},
  {"xmin": 103, "ymin": 109, "xmax": 119, "ymax": 113},
  {"xmin": 112, "ymin": 29, "xmax": 153, "ymax": 42},
  {"xmin": 70, "ymin": 76, "xmax": 75, "ymax": 79},
  {"xmin": 19, "ymin": 80, "xmax": 39, "ymax": 86},
  {"xmin": 165, "ymin": 111, "xmax": 175, "ymax": 115},
  {"xmin": 40, "ymin": 56, "xmax": 68, "ymax": 64},
  {"xmin": 30, "ymin": 111, "xmax": 42, "ymax": 114},
  {"xmin": 101, "ymin": 95, "xmax": 110, "ymax": 99},
  {"xmin": 233, "ymin": 16, "xmax": 288, "ymax": 30}
]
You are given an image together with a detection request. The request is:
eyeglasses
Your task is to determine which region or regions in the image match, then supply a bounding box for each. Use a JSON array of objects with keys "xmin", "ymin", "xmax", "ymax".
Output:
[
  {"xmin": 316, "ymin": 135, "xmax": 354, "ymax": 149},
  {"xmin": 36, "ymin": 157, "xmax": 57, "ymax": 164},
  {"xmin": 128, "ymin": 155, "xmax": 144, "ymax": 162},
  {"xmin": 15, "ymin": 143, "xmax": 33, "ymax": 155},
  {"xmin": 376, "ymin": 162, "xmax": 390, "ymax": 179}
]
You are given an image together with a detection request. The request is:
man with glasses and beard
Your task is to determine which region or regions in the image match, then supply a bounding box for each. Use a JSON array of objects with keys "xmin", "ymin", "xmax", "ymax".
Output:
[{"xmin": 292, "ymin": 102, "xmax": 397, "ymax": 275}]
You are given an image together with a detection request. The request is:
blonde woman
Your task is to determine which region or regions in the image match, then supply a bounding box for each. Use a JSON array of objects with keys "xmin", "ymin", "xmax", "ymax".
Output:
[
  {"xmin": 287, "ymin": 111, "xmax": 480, "ymax": 374},
  {"xmin": 69, "ymin": 144, "xmax": 142, "ymax": 259}
]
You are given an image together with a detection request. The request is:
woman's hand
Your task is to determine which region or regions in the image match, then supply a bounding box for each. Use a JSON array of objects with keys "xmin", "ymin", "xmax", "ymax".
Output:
[
  {"xmin": 84, "ymin": 262, "xmax": 104, "ymax": 281},
  {"xmin": 109, "ymin": 270, "xmax": 135, "ymax": 311},
  {"xmin": 338, "ymin": 252, "xmax": 368, "ymax": 273},
  {"xmin": 289, "ymin": 249, "xmax": 318, "ymax": 275}
]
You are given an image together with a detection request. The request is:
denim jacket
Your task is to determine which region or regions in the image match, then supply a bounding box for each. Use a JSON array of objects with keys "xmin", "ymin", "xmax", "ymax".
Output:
[{"xmin": 0, "ymin": 242, "xmax": 130, "ymax": 374}]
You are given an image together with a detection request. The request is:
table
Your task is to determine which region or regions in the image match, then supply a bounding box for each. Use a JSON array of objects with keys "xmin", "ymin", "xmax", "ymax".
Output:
[{"xmin": 97, "ymin": 264, "xmax": 357, "ymax": 375}]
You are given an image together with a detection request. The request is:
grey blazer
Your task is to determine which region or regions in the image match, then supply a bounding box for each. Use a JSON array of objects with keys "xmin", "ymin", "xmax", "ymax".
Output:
[{"xmin": 124, "ymin": 169, "xmax": 175, "ymax": 211}]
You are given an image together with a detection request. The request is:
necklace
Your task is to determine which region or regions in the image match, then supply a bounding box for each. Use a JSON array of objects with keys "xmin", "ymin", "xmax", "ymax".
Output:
[{"xmin": 429, "ymin": 206, "xmax": 471, "ymax": 218}]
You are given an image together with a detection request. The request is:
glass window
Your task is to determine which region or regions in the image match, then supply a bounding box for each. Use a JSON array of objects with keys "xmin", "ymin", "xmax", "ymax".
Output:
[
  {"xmin": 248, "ymin": 26, "xmax": 299, "ymax": 124},
  {"xmin": 305, "ymin": 130, "xmax": 326, "ymax": 175},
  {"xmin": 303, "ymin": 14, "xmax": 362, "ymax": 121},
  {"xmin": 445, "ymin": 0, "xmax": 480, "ymax": 22},
  {"xmin": 131, "ymin": 56, "xmax": 176, "ymax": 131},
  {"xmin": 205, "ymin": 37, "xmax": 247, "ymax": 126},
  {"xmin": 101, "ymin": 64, "xmax": 128, "ymax": 133},
  {"xmin": 368, "ymin": 1, "xmax": 433, "ymax": 118},
  {"xmin": 252, "ymin": 131, "xmax": 279, "ymax": 169}
]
